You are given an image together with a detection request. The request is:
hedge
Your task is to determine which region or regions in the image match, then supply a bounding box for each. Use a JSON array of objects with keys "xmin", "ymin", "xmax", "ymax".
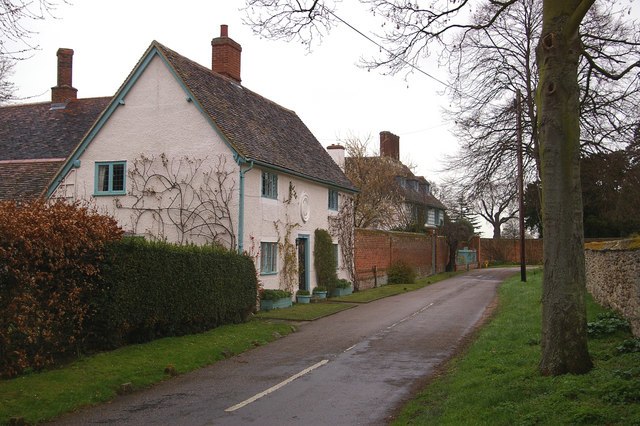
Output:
[
  {"xmin": 88, "ymin": 238, "xmax": 258, "ymax": 348},
  {"xmin": 314, "ymin": 228, "xmax": 338, "ymax": 290},
  {"xmin": 0, "ymin": 200, "xmax": 122, "ymax": 378}
]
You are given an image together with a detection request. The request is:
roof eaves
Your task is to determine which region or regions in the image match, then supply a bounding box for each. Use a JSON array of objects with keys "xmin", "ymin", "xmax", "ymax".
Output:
[{"xmin": 250, "ymin": 158, "xmax": 358, "ymax": 193}]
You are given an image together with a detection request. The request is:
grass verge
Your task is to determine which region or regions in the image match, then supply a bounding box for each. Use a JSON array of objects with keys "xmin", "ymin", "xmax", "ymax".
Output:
[
  {"xmin": 393, "ymin": 268, "xmax": 640, "ymax": 425},
  {"xmin": 332, "ymin": 271, "xmax": 461, "ymax": 303},
  {"xmin": 0, "ymin": 320, "xmax": 294, "ymax": 424},
  {"xmin": 255, "ymin": 302, "xmax": 357, "ymax": 321}
]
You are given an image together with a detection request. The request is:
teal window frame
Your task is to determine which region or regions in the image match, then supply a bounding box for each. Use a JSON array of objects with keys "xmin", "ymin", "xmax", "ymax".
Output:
[
  {"xmin": 94, "ymin": 161, "xmax": 126, "ymax": 196},
  {"xmin": 261, "ymin": 171, "xmax": 278, "ymax": 199},
  {"xmin": 328, "ymin": 189, "xmax": 339, "ymax": 211},
  {"xmin": 260, "ymin": 242, "xmax": 278, "ymax": 275}
]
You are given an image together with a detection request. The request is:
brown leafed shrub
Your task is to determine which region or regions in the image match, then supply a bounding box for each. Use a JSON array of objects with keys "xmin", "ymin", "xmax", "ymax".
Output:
[{"xmin": 0, "ymin": 200, "xmax": 122, "ymax": 378}]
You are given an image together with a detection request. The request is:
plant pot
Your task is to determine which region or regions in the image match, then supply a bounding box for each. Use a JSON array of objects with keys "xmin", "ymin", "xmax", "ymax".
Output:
[
  {"xmin": 312, "ymin": 290, "xmax": 328, "ymax": 299},
  {"xmin": 260, "ymin": 297, "xmax": 293, "ymax": 311},
  {"xmin": 330, "ymin": 286, "xmax": 353, "ymax": 297},
  {"xmin": 296, "ymin": 294, "xmax": 312, "ymax": 304}
]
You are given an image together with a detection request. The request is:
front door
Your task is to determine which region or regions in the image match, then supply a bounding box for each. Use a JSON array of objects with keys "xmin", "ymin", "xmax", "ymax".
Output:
[{"xmin": 296, "ymin": 236, "xmax": 308, "ymax": 291}]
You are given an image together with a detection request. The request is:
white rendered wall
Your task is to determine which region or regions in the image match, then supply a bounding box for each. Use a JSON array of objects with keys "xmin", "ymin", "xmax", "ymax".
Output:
[
  {"xmin": 243, "ymin": 167, "xmax": 350, "ymax": 291},
  {"xmin": 61, "ymin": 54, "xmax": 240, "ymax": 246}
]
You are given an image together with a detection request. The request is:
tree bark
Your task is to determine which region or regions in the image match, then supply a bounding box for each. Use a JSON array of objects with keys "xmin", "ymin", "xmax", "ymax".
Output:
[{"xmin": 536, "ymin": 0, "xmax": 593, "ymax": 375}]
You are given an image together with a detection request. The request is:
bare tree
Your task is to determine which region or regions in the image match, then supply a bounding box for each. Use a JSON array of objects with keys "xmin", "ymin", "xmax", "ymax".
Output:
[
  {"xmin": 243, "ymin": 0, "xmax": 640, "ymax": 376},
  {"xmin": 341, "ymin": 134, "xmax": 407, "ymax": 229},
  {"xmin": 445, "ymin": 0, "xmax": 639, "ymax": 191},
  {"xmin": 474, "ymin": 180, "xmax": 519, "ymax": 239},
  {"xmin": 123, "ymin": 153, "xmax": 236, "ymax": 247},
  {"xmin": 329, "ymin": 193, "xmax": 358, "ymax": 288},
  {"xmin": 0, "ymin": 0, "xmax": 67, "ymax": 58},
  {"xmin": 0, "ymin": 57, "xmax": 16, "ymax": 104}
]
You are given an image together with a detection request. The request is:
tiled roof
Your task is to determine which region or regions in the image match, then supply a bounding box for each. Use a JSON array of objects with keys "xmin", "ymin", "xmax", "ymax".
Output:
[
  {"xmin": 154, "ymin": 42, "xmax": 356, "ymax": 192},
  {"xmin": 0, "ymin": 160, "xmax": 64, "ymax": 200},
  {"xmin": 0, "ymin": 98, "xmax": 111, "ymax": 161},
  {"xmin": 0, "ymin": 98, "xmax": 110, "ymax": 200}
]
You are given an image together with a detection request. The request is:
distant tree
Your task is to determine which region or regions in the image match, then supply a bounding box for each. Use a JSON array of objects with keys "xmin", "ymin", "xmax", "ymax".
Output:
[
  {"xmin": 473, "ymin": 180, "xmax": 518, "ymax": 239},
  {"xmin": 582, "ymin": 149, "xmax": 640, "ymax": 238},
  {"xmin": 341, "ymin": 135, "xmax": 406, "ymax": 230},
  {"xmin": 440, "ymin": 216, "xmax": 475, "ymax": 272},
  {"xmin": 523, "ymin": 181, "xmax": 543, "ymax": 238}
]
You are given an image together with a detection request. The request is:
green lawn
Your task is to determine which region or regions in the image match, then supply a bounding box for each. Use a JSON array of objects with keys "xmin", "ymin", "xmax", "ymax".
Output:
[
  {"xmin": 393, "ymin": 268, "xmax": 640, "ymax": 425},
  {"xmin": 255, "ymin": 301, "xmax": 357, "ymax": 321},
  {"xmin": 0, "ymin": 320, "xmax": 294, "ymax": 424}
]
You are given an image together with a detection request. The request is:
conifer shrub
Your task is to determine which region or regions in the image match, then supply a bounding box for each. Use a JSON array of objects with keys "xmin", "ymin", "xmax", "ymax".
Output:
[
  {"xmin": 0, "ymin": 200, "xmax": 122, "ymax": 378},
  {"xmin": 314, "ymin": 228, "xmax": 338, "ymax": 291},
  {"xmin": 387, "ymin": 260, "xmax": 417, "ymax": 284}
]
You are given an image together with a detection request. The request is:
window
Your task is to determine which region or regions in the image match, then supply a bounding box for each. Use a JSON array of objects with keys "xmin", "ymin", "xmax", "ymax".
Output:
[
  {"xmin": 95, "ymin": 161, "xmax": 126, "ymax": 195},
  {"xmin": 261, "ymin": 171, "xmax": 278, "ymax": 199},
  {"xmin": 333, "ymin": 243, "xmax": 339, "ymax": 268},
  {"xmin": 328, "ymin": 189, "xmax": 339, "ymax": 211},
  {"xmin": 260, "ymin": 242, "xmax": 278, "ymax": 274}
]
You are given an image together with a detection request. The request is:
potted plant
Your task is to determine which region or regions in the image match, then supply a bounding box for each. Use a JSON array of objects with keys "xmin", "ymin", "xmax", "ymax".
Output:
[
  {"xmin": 312, "ymin": 286, "xmax": 328, "ymax": 299},
  {"xmin": 260, "ymin": 289, "xmax": 292, "ymax": 311},
  {"xmin": 296, "ymin": 289, "xmax": 312, "ymax": 304},
  {"xmin": 330, "ymin": 279, "xmax": 353, "ymax": 297}
]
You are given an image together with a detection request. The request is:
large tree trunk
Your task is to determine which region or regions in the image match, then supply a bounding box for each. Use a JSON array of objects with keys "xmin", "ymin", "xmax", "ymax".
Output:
[{"xmin": 536, "ymin": 0, "xmax": 593, "ymax": 375}]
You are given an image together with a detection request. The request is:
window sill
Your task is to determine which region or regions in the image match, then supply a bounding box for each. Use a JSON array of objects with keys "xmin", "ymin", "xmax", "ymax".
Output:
[{"xmin": 94, "ymin": 191, "xmax": 126, "ymax": 197}]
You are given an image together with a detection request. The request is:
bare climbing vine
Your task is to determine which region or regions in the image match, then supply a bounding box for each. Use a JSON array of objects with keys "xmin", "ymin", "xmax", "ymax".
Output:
[
  {"xmin": 123, "ymin": 153, "xmax": 236, "ymax": 247},
  {"xmin": 329, "ymin": 193, "xmax": 358, "ymax": 289},
  {"xmin": 274, "ymin": 181, "xmax": 299, "ymax": 294}
]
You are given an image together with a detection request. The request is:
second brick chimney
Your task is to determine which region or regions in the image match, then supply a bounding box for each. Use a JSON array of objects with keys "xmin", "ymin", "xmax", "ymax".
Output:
[
  {"xmin": 211, "ymin": 24, "xmax": 242, "ymax": 83},
  {"xmin": 380, "ymin": 131, "xmax": 400, "ymax": 161},
  {"xmin": 51, "ymin": 48, "xmax": 78, "ymax": 103}
]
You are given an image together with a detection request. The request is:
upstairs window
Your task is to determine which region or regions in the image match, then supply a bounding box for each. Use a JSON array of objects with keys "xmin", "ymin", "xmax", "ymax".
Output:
[
  {"xmin": 95, "ymin": 161, "xmax": 126, "ymax": 195},
  {"xmin": 260, "ymin": 242, "xmax": 278, "ymax": 275},
  {"xmin": 328, "ymin": 189, "xmax": 339, "ymax": 211},
  {"xmin": 262, "ymin": 171, "xmax": 278, "ymax": 199}
]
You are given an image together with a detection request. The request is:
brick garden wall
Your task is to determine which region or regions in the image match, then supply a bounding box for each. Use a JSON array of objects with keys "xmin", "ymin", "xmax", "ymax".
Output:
[
  {"xmin": 354, "ymin": 229, "xmax": 448, "ymax": 290},
  {"xmin": 479, "ymin": 238, "xmax": 544, "ymax": 266}
]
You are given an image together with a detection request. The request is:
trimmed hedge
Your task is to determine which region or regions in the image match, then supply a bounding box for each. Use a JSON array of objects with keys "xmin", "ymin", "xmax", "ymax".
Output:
[{"xmin": 89, "ymin": 238, "xmax": 257, "ymax": 348}]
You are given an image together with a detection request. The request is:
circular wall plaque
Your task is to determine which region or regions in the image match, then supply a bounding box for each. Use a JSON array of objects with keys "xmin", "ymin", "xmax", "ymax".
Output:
[{"xmin": 300, "ymin": 192, "xmax": 310, "ymax": 223}]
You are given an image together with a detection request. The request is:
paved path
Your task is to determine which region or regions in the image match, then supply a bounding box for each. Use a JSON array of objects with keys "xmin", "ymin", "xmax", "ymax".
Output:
[{"xmin": 53, "ymin": 268, "xmax": 517, "ymax": 425}]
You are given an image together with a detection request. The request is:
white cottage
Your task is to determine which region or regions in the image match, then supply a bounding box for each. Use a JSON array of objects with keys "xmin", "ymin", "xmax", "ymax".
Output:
[{"xmin": 42, "ymin": 26, "xmax": 357, "ymax": 292}]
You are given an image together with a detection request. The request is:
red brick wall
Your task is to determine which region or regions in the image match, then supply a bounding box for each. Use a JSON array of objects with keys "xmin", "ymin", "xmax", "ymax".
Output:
[
  {"xmin": 355, "ymin": 229, "xmax": 449, "ymax": 290},
  {"xmin": 479, "ymin": 238, "xmax": 544, "ymax": 265}
]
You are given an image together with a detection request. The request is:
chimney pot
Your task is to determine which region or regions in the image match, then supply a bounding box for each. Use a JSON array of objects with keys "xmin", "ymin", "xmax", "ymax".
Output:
[{"xmin": 211, "ymin": 25, "xmax": 242, "ymax": 83}]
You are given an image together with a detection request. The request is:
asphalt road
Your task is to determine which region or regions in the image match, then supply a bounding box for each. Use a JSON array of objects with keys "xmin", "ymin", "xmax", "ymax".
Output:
[{"xmin": 53, "ymin": 268, "xmax": 517, "ymax": 426}]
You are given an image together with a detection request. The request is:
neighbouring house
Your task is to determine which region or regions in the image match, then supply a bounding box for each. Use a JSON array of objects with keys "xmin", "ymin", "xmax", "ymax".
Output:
[
  {"xmin": 343, "ymin": 130, "xmax": 445, "ymax": 231},
  {"xmin": 0, "ymin": 25, "xmax": 357, "ymax": 294}
]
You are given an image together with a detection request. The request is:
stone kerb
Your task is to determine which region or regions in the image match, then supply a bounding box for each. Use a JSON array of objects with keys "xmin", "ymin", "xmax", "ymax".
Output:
[{"xmin": 585, "ymin": 238, "xmax": 640, "ymax": 337}]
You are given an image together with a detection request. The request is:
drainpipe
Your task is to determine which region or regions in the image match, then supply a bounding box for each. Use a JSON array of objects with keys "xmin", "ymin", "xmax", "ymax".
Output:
[{"xmin": 237, "ymin": 158, "xmax": 254, "ymax": 253}]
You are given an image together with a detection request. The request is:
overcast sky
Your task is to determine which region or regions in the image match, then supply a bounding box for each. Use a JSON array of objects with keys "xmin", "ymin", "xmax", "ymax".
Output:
[{"xmin": 10, "ymin": 1, "xmax": 457, "ymax": 178}]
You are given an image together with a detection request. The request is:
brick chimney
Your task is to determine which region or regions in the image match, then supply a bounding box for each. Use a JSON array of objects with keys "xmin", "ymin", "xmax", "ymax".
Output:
[
  {"xmin": 211, "ymin": 24, "xmax": 242, "ymax": 83},
  {"xmin": 380, "ymin": 131, "xmax": 400, "ymax": 161},
  {"xmin": 51, "ymin": 48, "xmax": 78, "ymax": 103}
]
